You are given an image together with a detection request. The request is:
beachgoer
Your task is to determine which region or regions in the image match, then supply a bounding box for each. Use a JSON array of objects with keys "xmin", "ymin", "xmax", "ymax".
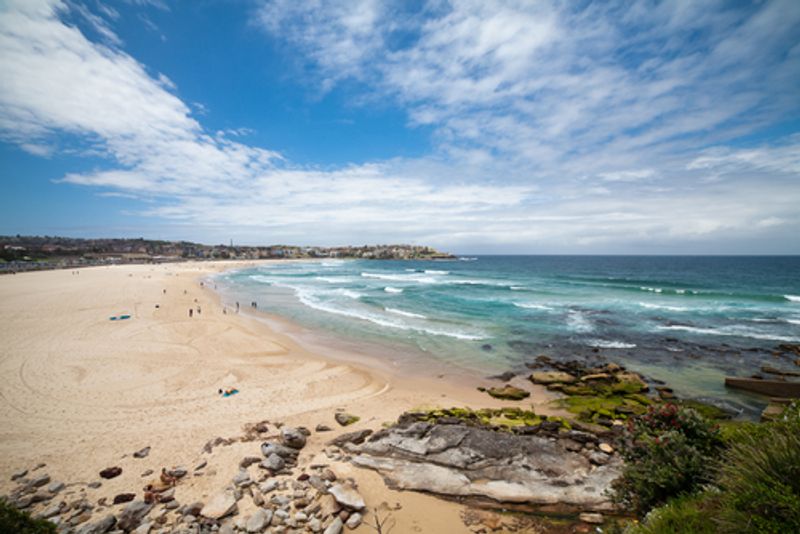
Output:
[
  {"xmin": 197, "ymin": 306, "xmax": 201, "ymax": 314},
  {"xmin": 189, "ymin": 308, "xmax": 193, "ymax": 318}
]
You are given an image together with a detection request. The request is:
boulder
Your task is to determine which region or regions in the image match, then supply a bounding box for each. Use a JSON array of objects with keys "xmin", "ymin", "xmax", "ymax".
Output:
[
  {"xmin": 529, "ymin": 371, "xmax": 576, "ymax": 384},
  {"xmin": 281, "ymin": 427, "xmax": 307, "ymax": 449},
  {"xmin": 329, "ymin": 429, "xmax": 373, "ymax": 448},
  {"xmin": 486, "ymin": 384, "xmax": 530, "ymax": 400},
  {"xmin": 200, "ymin": 491, "xmax": 237, "ymax": 520},
  {"xmin": 261, "ymin": 441, "xmax": 297, "ymax": 459},
  {"xmin": 328, "ymin": 484, "xmax": 366, "ymax": 511},
  {"xmin": 334, "ymin": 413, "xmax": 359, "ymax": 427}
]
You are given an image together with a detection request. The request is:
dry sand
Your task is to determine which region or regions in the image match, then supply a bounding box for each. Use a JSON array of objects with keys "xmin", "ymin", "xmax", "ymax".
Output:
[{"xmin": 0, "ymin": 261, "xmax": 559, "ymax": 533}]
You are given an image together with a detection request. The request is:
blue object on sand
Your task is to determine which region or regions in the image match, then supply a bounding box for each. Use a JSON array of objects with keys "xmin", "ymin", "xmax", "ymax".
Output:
[{"xmin": 222, "ymin": 389, "xmax": 239, "ymax": 397}]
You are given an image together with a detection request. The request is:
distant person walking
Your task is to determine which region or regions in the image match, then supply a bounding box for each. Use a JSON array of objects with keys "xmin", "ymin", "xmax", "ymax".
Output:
[{"xmin": 189, "ymin": 308, "xmax": 193, "ymax": 318}]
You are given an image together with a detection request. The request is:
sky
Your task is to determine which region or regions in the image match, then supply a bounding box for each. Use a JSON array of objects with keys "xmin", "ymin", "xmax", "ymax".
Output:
[{"xmin": 0, "ymin": 0, "xmax": 799, "ymax": 254}]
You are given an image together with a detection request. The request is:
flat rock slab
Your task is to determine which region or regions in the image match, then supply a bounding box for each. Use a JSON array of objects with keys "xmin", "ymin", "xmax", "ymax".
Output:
[{"xmin": 350, "ymin": 419, "xmax": 621, "ymax": 513}]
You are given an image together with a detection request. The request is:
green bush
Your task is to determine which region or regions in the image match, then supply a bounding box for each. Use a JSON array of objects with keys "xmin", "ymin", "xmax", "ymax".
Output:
[
  {"xmin": 627, "ymin": 493, "xmax": 718, "ymax": 534},
  {"xmin": 611, "ymin": 403, "xmax": 723, "ymax": 516},
  {"xmin": 0, "ymin": 498, "xmax": 57, "ymax": 534},
  {"xmin": 713, "ymin": 402, "xmax": 800, "ymax": 533}
]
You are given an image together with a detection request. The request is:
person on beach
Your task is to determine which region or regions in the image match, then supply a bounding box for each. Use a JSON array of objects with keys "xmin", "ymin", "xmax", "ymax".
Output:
[
  {"xmin": 197, "ymin": 306, "xmax": 201, "ymax": 315},
  {"xmin": 236, "ymin": 302, "xmax": 239, "ymax": 312},
  {"xmin": 189, "ymin": 308, "xmax": 193, "ymax": 318}
]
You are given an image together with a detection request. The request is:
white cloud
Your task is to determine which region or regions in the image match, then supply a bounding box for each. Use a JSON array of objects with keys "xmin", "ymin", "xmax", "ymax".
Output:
[{"xmin": 0, "ymin": 0, "xmax": 798, "ymax": 252}]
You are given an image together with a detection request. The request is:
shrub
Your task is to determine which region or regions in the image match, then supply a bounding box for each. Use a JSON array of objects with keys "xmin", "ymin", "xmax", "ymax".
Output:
[
  {"xmin": 611, "ymin": 403, "xmax": 723, "ymax": 516},
  {"xmin": 0, "ymin": 499, "xmax": 57, "ymax": 534},
  {"xmin": 627, "ymin": 493, "xmax": 718, "ymax": 534},
  {"xmin": 713, "ymin": 401, "xmax": 800, "ymax": 533}
]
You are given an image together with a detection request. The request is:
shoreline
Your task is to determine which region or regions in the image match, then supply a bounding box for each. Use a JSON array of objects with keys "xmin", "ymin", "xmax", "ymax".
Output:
[{"xmin": 0, "ymin": 260, "xmax": 561, "ymax": 533}]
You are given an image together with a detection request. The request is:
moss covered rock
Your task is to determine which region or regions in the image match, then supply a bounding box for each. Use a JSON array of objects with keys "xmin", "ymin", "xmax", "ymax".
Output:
[{"xmin": 486, "ymin": 384, "xmax": 530, "ymax": 400}]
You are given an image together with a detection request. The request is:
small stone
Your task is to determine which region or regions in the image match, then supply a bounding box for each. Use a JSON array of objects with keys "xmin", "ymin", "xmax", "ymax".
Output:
[
  {"xmin": 579, "ymin": 512, "xmax": 604, "ymax": 524},
  {"xmin": 587, "ymin": 451, "xmax": 609, "ymax": 466},
  {"xmin": 200, "ymin": 491, "xmax": 237, "ymax": 520},
  {"xmin": 598, "ymin": 443, "xmax": 614, "ymax": 454},
  {"xmin": 281, "ymin": 427, "xmax": 307, "ymax": 449},
  {"xmin": 31, "ymin": 490, "xmax": 53, "ymax": 504},
  {"xmin": 334, "ymin": 413, "xmax": 359, "ymax": 427},
  {"xmin": 232, "ymin": 470, "xmax": 252, "ymax": 487},
  {"xmin": 100, "ymin": 467, "xmax": 122, "ymax": 479},
  {"xmin": 133, "ymin": 522, "xmax": 152, "ymax": 534},
  {"xmin": 308, "ymin": 475, "xmax": 327, "ymax": 492},
  {"xmin": 133, "ymin": 447, "xmax": 151, "ymax": 459},
  {"xmin": 183, "ymin": 502, "xmax": 204, "ymax": 517},
  {"xmin": 261, "ymin": 453, "xmax": 285, "ymax": 472},
  {"xmin": 39, "ymin": 501, "xmax": 64, "ymax": 518},
  {"xmin": 308, "ymin": 518, "xmax": 323, "ymax": 532},
  {"xmin": 246, "ymin": 508, "xmax": 272, "ymax": 532},
  {"xmin": 194, "ymin": 460, "xmax": 207, "ymax": 471},
  {"xmin": 30, "ymin": 473, "xmax": 51, "ymax": 487},
  {"xmin": 261, "ymin": 442, "xmax": 297, "ymax": 459},
  {"xmin": 11, "ymin": 469, "xmax": 28, "ymax": 481},
  {"xmin": 321, "ymin": 469, "xmax": 337, "ymax": 482},
  {"xmin": 315, "ymin": 424, "xmax": 332, "ymax": 432},
  {"xmin": 345, "ymin": 512, "xmax": 362, "ymax": 529},
  {"xmin": 141, "ymin": 469, "xmax": 154, "ymax": 477},
  {"xmin": 324, "ymin": 517, "xmax": 343, "ymax": 534},
  {"xmin": 328, "ymin": 429, "xmax": 373, "ymax": 447},
  {"xmin": 259, "ymin": 479, "xmax": 279, "ymax": 494},
  {"xmin": 117, "ymin": 501, "xmax": 153, "ymax": 531},
  {"xmin": 328, "ymin": 484, "xmax": 365, "ymax": 511},
  {"xmin": 114, "ymin": 493, "xmax": 136, "ymax": 505},
  {"xmin": 75, "ymin": 514, "xmax": 116, "ymax": 534},
  {"xmin": 47, "ymin": 481, "xmax": 65, "ymax": 493},
  {"xmin": 239, "ymin": 456, "xmax": 261, "ymax": 469},
  {"xmin": 167, "ymin": 467, "xmax": 187, "ymax": 478},
  {"xmin": 88, "ymin": 481, "xmax": 102, "ymax": 489}
]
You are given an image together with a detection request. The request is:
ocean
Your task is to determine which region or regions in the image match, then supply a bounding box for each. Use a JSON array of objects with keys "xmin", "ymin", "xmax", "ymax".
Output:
[{"xmin": 214, "ymin": 256, "xmax": 800, "ymax": 417}]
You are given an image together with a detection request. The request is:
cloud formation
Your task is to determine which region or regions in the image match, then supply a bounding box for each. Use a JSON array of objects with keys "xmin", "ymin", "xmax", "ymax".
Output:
[{"xmin": 0, "ymin": 0, "xmax": 798, "ymax": 252}]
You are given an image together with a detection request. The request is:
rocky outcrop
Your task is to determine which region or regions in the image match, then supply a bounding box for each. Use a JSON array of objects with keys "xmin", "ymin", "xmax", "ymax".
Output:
[{"xmin": 347, "ymin": 413, "xmax": 621, "ymax": 513}]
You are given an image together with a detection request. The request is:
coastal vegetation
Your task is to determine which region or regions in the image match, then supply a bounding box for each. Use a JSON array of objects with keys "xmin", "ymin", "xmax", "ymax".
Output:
[
  {"xmin": 0, "ymin": 498, "xmax": 56, "ymax": 533},
  {"xmin": 623, "ymin": 400, "xmax": 800, "ymax": 533}
]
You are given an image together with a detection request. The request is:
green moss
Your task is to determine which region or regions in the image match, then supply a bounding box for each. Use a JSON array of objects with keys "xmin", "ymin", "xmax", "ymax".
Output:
[{"xmin": 678, "ymin": 400, "xmax": 732, "ymax": 421}]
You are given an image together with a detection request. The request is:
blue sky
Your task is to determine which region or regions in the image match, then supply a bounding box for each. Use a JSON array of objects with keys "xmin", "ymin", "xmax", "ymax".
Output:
[{"xmin": 0, "ymin": 0, "xmax": 799, "ymax": 253}]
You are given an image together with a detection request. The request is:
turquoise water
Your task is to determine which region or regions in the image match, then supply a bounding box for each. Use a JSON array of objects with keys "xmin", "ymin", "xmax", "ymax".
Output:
[{"xmin": 215, "ymin": 256, "xmax": 800, "ymax": 416}]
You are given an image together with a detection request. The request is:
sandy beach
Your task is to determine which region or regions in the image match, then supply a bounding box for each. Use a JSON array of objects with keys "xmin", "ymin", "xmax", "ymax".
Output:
[{"xmin": 0, "ymin": 261, "xmax": 560, "ymax": 533}]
